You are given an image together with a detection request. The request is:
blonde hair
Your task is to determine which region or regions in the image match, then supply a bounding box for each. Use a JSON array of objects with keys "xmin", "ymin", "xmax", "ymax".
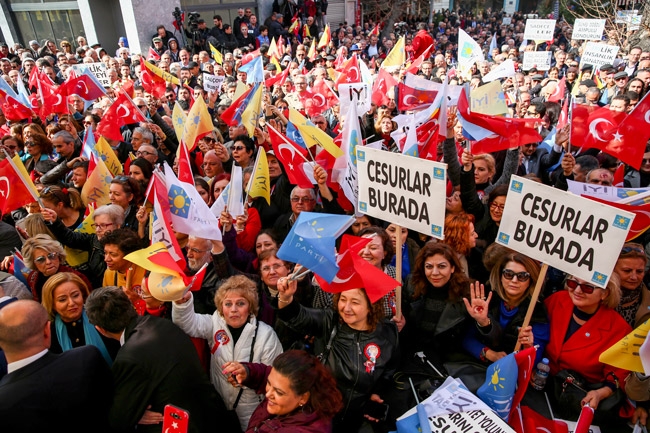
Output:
[
  {"xmin": 602, "ymin": 273, "xmax": 621, "ymax": 309},
  {"xmin": 473, "ymin": 153, "xmax": 496, "ymax": 180},
  {"xmin": 21, "ymin": 234, "xmax": 66, "ymax": 270},
  {"xmin": 41, "ymin": 272, "xmax": 90, "ymax": 320},
  {"xmin": 214, "ymin": 275, "xmax": 259, "ymax": 317}
]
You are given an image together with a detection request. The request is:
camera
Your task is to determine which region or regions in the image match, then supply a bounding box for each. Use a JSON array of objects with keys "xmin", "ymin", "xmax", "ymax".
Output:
[{"xmin": 187, "ymin": 11, "xmax": 200, "ymax": 32}]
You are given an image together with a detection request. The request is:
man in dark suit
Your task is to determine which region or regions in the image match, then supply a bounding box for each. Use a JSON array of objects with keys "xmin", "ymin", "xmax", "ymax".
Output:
[
  {"xmin": 86, "ymin": 286, "xmax": 233, "ymax": 433},
  {"xmin": 0, "ymin": 300, "xmax": 113, "ymax": 433}
]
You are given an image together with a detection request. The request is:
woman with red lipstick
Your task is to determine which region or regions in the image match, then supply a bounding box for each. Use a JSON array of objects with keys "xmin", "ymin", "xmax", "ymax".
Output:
[{"xmin": 40, "ymin": 272, "xmax": 119, "ymax": 365}]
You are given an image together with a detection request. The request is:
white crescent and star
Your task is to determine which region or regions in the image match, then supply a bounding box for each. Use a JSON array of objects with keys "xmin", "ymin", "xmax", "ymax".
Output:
[
  {"xmin": 403, "ymin": 94, "xmax": 419, "ymax": 106},
  {"xmin": 312, "ymin": 93, "xmax": 326, "ymax": 107},
  {"xmin": 76, "ymin": 81, "xmax": 89, "ymax": 95},
  {"xmin": 332, "ymin": 251, "xmax": 355, "ymax": 284},
  {"xmin": 116, "ymin": 103, "xmax": 131, "ymax": 119},
  {"xmin": 348, "ymin": 67, "xmax": 360, "ymax": 82},
  {"xmin": 645, "ymin": 110, "xmax": 650, "ymax": 124},
  {"xmin": 0, "ymin": 176, "xmax": 9, "ymax": 198},
  {"xmin": 278, "ymin": 143, "xmax": 298, "ymax": 170},
  {"xmin": 588, "ymin": 118, "xmax": 613, "ymax": 142}
]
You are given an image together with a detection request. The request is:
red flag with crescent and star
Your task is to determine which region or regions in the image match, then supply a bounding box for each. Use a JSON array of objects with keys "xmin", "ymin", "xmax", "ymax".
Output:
[
  {"xmin": 371, "ymin": 68, "xmax": 399, "ymax": 107},
  {"xmin": 571, "ymin": 105, "xmax": 627, "ymax": 161},
  {"xmin": 334, "ymin": 55, "xmax": 361, "ymax": 88},
  {"xmin": 268, "ymin": 123, "xmax": 313, "ymax": 188},
  {"xmin": 63, "ymin": 71, "xmax": 106, "ymax": 101},
  {"xmin": 0, "ymin": 156, "xmax": 40, "ymax": 215},
  {"xmin": 96, "ymin": 90, "xmax": 147, "ymax": 141},
  {"xmin": 303, "ymin": 79, "xmax": 338, "ymax": 117},
  {"xmin": 605, "ymin": 92, "xmax": 650, "ymax": 169}
]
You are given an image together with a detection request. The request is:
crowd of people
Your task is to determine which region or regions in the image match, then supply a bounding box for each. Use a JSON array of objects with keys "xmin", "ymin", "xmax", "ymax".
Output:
[{"xmin": 1, "ymin": 5, "xmax": 650, "ymax": 433}]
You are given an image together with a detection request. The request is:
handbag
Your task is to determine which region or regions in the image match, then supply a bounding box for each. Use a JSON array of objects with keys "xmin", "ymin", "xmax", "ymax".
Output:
[{"xmin": 553, "ymin": 369, "xmax": 624, "ymax": 418}]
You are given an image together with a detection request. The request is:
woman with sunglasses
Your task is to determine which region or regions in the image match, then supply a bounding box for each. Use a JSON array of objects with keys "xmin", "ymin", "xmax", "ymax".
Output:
[
  {"xmin": 21, "ymin": 234, "xmax": 93, "ymax": 302},
  {"xmin": 543, "ymin": 273, "xmax": 631, "ymax": 424},
  {"xmin": 613, "ymin": 242, "xmax": 649, "ymax": 328},
  {"xmin": 20, "ymin": 133, "xmax": 52, "ymax": 176},
  {"xmin": 463, "ymin": 252, "xmax": 549, "ymax": 366}
]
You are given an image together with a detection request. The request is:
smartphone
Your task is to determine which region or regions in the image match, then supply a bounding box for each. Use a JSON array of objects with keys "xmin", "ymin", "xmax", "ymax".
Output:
[
  {"xmin": 163, "ymin": 405, "xmax": 189, "ymax": 433},
  {"xmin": 364, "ymin": 401, "xmax": 389, "ymax": 421}
]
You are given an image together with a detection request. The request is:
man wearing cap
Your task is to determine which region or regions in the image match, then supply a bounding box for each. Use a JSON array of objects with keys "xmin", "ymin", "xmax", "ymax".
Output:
[
  {"xmin": 269, "ymin": 13, "xmax": 288, "ymax": 40},
  {"xmin": 151, "ymin": 37, "xmax": 165, "ymax": 58},
  {"xmin": 614, "ymin": 71, "xmax": 629, "ymax": 96}
]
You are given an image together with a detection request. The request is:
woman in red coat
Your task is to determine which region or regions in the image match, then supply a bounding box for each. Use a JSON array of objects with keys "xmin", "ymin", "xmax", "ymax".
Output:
[
  {"xmin": 223, "ymin": 350, "xmax": 343, "ymax": 433},
  {"xmin": 544, "ymin": 273, "xmax": 631, "ymax": 422}
]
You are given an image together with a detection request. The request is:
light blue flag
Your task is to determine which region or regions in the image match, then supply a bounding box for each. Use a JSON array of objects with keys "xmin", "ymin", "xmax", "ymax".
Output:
[
  {"xmin": 476, "ymin": 351, "xmax": 518, "ymax": 421},
  {"xmin": 239, "ymin": 56, "xmax": 264, "ymax": 84},
  {"xmin": 0, "ymin": 76, "xmax": 18, "ymax": 99}
]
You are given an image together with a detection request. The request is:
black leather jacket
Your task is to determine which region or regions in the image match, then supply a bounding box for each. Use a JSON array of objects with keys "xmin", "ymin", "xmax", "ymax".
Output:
[{"xmin": 277, "ymin": 300, "xmax": 399, "ymax": 432}]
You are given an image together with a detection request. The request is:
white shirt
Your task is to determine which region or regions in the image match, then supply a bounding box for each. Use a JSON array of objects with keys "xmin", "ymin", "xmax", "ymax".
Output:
[{"xmin": 7, "ymin": 349, "xmax": 48, "ymax": 374}]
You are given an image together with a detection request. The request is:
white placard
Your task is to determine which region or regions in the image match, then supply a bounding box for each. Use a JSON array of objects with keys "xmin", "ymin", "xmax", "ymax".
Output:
[
  {"xmin": 71, "ymin": 62, "xmax": 110, "ymax": 87},
  {"xmin": 567, "ymin": 180, "xmax": 650, "ymax": 204},
  {"xmin": 338, "ymin": 83, "xmax": 371, "ymax": 116},
  {"xmin": 522, "ymin": 51, "xmax": 553, "ymax": 71},
  {"xmin": 502, "ymin": 17, "xmax": 512, "ymax": 25},
  {"xmin": 202, "ymin": 74, "xmax": 224, "ymax": 93},
  {"xmin": 572, "ymin": 19, "xmax": 606, "ymax": 40},
  {"xmin": 580, "ymin": 42, "xmax": 620, "ymax": 69},
  {"xmin": 356, "ymin": 146, "xmax": 447, "ymax": 238},
  {"xmin": 428, "ymin": 410, "xmax": 515, "ymax": 433},
  {"xmin": 497, "ymin": 176, "xmax": 634, "ymax": 287},
  {"xmin": 523, "ymin": 19, "xmax": 556, "ymax": 40}
]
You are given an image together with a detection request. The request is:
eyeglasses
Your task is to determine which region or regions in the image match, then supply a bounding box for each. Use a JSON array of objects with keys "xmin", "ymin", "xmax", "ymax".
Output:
[
  {"xmin": 34, "ymin": 252, "xmax": 58, "ymax": 264},
  {"xmin": 565, "ymin": 278, "xmax": 603, "ymax": 294},
  {"xmin": 91, "ymin": 223, "xmax": 114, "ymax": 230},
  {"xmin": 188, "ymin": 247, "xmax": 210, "ymax": 254},
  {"xmin": 25, "ymin": 141, "xmax": 38, "ymax": 147},
  {"xmin": 137, "ymin": 105, "xmax": 147, "ymax": 109},
  {"xmin": 261, "ymin": 263, "xmax": 285, "ymax": 273},
  {"xmin": 490, "ymin": 202, "xmax": 505, "ymax": 211},
  {"xmin": 502, "ymin": 268, "xmax": 531, "ymax": 282},
  {"xmin": 232, "ymin": 146, "xmax": 246, "ymax": 151},
  {"xmin": 136, "ymin": 150, "xmax": 154, "ymax": 157},
  {"xmin": 291, "ymin": 196, "xmax": 314, "ymax": 203}
]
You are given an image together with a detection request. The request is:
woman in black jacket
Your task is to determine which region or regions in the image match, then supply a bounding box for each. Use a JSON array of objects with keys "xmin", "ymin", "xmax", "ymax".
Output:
[{"xmin": 276, "ymin": 279, "xmax": 399, "ymax": 433}]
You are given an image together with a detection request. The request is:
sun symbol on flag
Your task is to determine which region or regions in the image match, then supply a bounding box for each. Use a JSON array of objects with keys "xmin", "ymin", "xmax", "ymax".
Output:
[
  {"xmin": 168, "ymin": 185, "xmax": 191, "ymax": 218},
  {"xmin": 175, "ymin": 117, "xmax": 184, "ymax": 128},
  {"xmin": 309, "ymin": 220, "xmax": 325, "ymax": 238},
  {"xmin": 192, "ymin": 115, "xmax": 200, "ymax": 125},
  {"xmin": 489, "ymin": 365, "xmax": 507, "ymax": 391},
  {"xmin": 461, "ymin": 42, "xmax": 473, "ymax": 58}
]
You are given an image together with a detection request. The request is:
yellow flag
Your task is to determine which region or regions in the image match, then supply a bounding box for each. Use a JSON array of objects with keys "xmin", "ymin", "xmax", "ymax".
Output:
[
  {"xmin": 183, "ymin": 95, "xmax": 213, "ymax": 152},
  {"xmin": 233, "ymin": 81, "xmax": 248, "ymax": 100},
  {"xmin": 303, "ymin": 24, "xmax": 311, "ymax": 38},
  {"xmin": 123, "ymin": 242, "xmax": 181, "ymax": 277},
  {"xmin": 382, "ymin": 36, "xmax": 405, "ymax": 68},
  {"xmin": 66, "ymin": 207, "xmax": 96, "ymax": 267},
  {"xmin": 599, "ymin": 319, "xmax": 650, "ymax": 374},
  {"xmin": 81, "ymin": 155, "xmax": 113, "ymax": 207},
  {"xmin": 241, "ymin": 84, "xmax": 263, "ymax": 137},
  {"xmin": 268, "ymin": 38, "xmax": 280, "ymax": 59},
  {"xmin": 172, "ymin": 101, "xmax": 187, "ymax": 147},
  {"xmin": 307, "ymin": 38, "xmax": 316, "ymax": 61},
  {"xmin": 318, "ymin": 24, "xmax": 331, "ymax": 49},
  {"xmin": 271, "ymin": 56, "xmax": 281, "ymax": 72},
  {"xmin": 95, "ymin": 137, "xmax": 123, "ymax": 176},
  {"xmin": 141, "ymin": 59, "xmax": 180, "ymax": 85},
  {"xmin": 470, "ymin": 80, "xmax": 508, "ymax": 116},
  {"xmin": 288, "ymin": 109, "xmax": 343, "ymax": 158},
  {"xmin": 209, "ymin": 42, "xmax": 222, "ymax": 65},
  {"xmin": 247, "ymin": 148, "xmax": 270, "ymax": 204}
]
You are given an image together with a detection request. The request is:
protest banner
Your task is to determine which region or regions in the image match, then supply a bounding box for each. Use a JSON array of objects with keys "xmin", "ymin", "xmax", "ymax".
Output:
[
  {"xmin": 599, "ymin": 319, "xmax": 650, "ymax": 374},
  {"xmin": 522, "ymin": 19, "xmax": 556, "ymax": 41},
  {"xmin": 572, "ymin": 19, "xmax": 606, "ymax": 40},
  {"xmin": 71, "ymin": 63, "xmax": 110, "ymax": 87},
  {"xmin": 502, "ymin": 17, "xmax": 512, "ymax": 25},
  {"xmin": 356, "ymin": 146, "xmax": 447, "ymax": 238},
  {"xmin": 202, "ymin": 74, "xmax": 224, "ymax": 93},
  {"xmin": 580, "ymin": 42, "xmax": 620, "ymax": 69},
  {"xmin": 470, "ymin": 80, "xmax": 508, "ymax": 115},
  {"xmin": 522, "ymin": 51, "xmax": 552, "ymax": 71},
  {"xmin": 497, "ymin": 176, "xmax": 634, "ymax": 287},
  {"xmin": 338, "ymin": 83, "xmax": 371, "ymax": 115},
  {"xmin": 427, "ymin": 410, "xmax": 515, "ymax": 433},
  {"xmin": 567, "ymin": 180, "xmax": 650, "ymax": 205}
]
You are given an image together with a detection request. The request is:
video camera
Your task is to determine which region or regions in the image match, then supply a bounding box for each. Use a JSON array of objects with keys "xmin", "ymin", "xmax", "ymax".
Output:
[{"xmin": 187, "ymin": 11, "xmax": 201, "ymax": 32}]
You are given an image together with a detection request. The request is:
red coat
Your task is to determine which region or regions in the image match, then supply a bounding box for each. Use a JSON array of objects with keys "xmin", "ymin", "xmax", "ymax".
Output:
[
  {"xmin": 544, "ymin": 291, "xmax": 631, "ymax": 385},
  {"xmin": 411, "ymin": 30, "xmax": 434, "ymax": 59}
]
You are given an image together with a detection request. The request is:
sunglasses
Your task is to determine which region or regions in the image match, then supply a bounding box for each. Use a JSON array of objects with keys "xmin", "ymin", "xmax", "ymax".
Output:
[
  {"xmin": 565, "ymin": 278, "xmax": 603, "ymax": 294},
  {"xmin": 25, "ymin": 141, "xmax": 38, "ymax": 147},
  {"xmin": 232, "ymin": 146, "xmax": 246, "ymax": 151},
  {"xmin": 34, "ymin": 252, "xmax": 58, "ymax": 264},
  {"xmin": 502, "ymin": 268, "xmax": 531, "ymax": 282}
]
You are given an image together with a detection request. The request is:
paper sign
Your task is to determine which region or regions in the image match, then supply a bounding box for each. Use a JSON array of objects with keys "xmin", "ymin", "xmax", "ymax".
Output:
[
  {"xmin": 338, "ymin": 83, "xmax": 371, "ymax": 115},
  {"xmin": 503, "ymin": 17, "xmax": 512, "ymax": 25},
  {"xmin": 567, "ymin": 180, "xmax": 650, "ymax": 205},
  {"xmin": 572, "ymin": 19, "xmax": 606, "ymax": 40},
  {"xmin": 580, "ymin": 42, "xmax": 620, "ymax": 69},
  {"xmin": 599, "ymin": 319, "xmax": 650, "ymax": 374},
  {"xmin": 523, "ymin": 19, "xmax": 556, "ymax": 40},
  {"xmin": 356, "ymin": 146, "xmax": 447, "ymax": 238},
  {"xmin": 202, "ymin": 74, "xmax": 224, "ymax": 93},
  {"xmin": 470, "ymin": 80, "xmax": 508, "ymax": 115},
  {"xmin": 428, "ymin": 410, "xmax": 515, "ymax": 433},
  {"xmin": 497, "ymin": 176, "xmax": 634, "ymax": 287},
  {"xmin": 71, "ymin": 63, "xmax": 110, "ymax": 87},
  {"xmin": 522, "ymin": 51, "xmax": 552, "ymax": 71}
]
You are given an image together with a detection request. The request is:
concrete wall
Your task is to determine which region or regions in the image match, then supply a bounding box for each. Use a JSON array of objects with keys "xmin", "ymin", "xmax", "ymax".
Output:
[{"xmin": 118, "ymin": 0, "xmax": 181, "ymax": 55}]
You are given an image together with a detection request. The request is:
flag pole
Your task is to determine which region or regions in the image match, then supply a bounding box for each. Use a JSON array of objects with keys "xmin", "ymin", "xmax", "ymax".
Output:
[
  {"xmin": 514, "ymin": 262, "xmax": 548, "ymax": 352},
  {"xmin": 394, "ymin": 224, "xmax": 403, "ymax": 319}
]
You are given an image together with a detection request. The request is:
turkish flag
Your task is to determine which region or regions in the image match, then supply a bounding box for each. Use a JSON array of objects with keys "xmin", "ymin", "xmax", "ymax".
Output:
[
  {"xmin": 417, "ymin": 118, "xmax": 442, "ymax": 160},
  {"xmin": 140, "ymin": 66, "xmax": 166, "ymax": 99},
  {"xmin": 547, "ymin": 76, "xmax": 566, "ymax": 103},
  {"xmin": 573, "ymin": 106, "xmax": 625, "ymax": 157},
  {"xmin": 588, "ymin": 196, "xmax": 650, "ymax": 241},
  {"xmin": 64, "ymin": 73, "xmax": 105, "ymax": 101},
  {"xmin": 97, "ymin": 90, "xmax": 146, "ymax": 141},
  {"xmin": 314, "ymin": 234, "xmax": 400, "ymax": 303},
  {"xmin": 556, "ymin": 94, "xmax": 570, "ymax": 129},
  {"xmin": 405, "ymin": 45, "xmax": 432, "ymax": 76},
  {"xmin": 607, "ymin": 93, "xmax": 650, "ymax": 169},
  {"xmin": 40, "ymin": 80, "xmax": 68, "ymax": 115},
  {"xmin": 371, "ymin": 68, "xmax": 398, "ymax": 107},
  {"xmin": 0, "ymin": 92, "xmax": 33, "ymax": 121},
  {"xmin": 147, "ymin": 47, "xmax": 161, "ymax": 61},
  {"xmin": 509, "ymin": 406, "xmax": 569, "ymax": 433},
  {"xmin": 241, "ymin": 48, "xmax": 261, "ymax": 66},
  {"xmin": 0, "ymin": 158, "xmax": 39, "ymax": 215},
  {"xmin": 268, "ymin": 124, "xmax": 313, "ymax": 188},
  {"xmin": 334, "ymin": 55, "xmax": 361, "ymax": 88},
  {"xmin": 303, "ymin": 79, "xmax": 338, "ymax": 117},
  {"xmin": 176, "ymin": 142, "xmax": 194, "ymax": 184},
  {"xmin": 398, "ymin": 82, "xmax": 437, "ymax": 111},
  {"xmin": 265, "ymin": 66, "xmax": 289, "ymax": 88}
]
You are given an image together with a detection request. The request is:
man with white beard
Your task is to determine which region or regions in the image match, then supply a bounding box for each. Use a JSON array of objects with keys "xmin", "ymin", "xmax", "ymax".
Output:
[{"xmin": 185, "ymin": 237, "xmax": 236, "ymax": 314}]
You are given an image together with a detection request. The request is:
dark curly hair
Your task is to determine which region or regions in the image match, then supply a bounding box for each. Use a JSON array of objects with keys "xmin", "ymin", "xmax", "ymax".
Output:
[{"xmin": 411, "ymin": 242, "xmax": 470, "ymax": 301}]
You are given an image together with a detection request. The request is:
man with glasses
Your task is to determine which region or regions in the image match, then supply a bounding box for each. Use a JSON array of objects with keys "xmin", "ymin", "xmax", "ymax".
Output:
[
  {"xmin": 185, "ymin": 236, "xmax": 234, "ymax": 314},
  {"xmin": 273, "ymin": 187, "xmax": 317, "ymax": 240},
  {"xmin": 40, "ymin": 131, "xmax": 81, "ymax": 186},
  {"xmin": 130, "ymin": 126, "xmax": 154, "ymax": 152},
  {"xmin": 285, "ymin": 74, "xmax": 309, "ymax": 111},
  {"xmin": 135, "ymin": 144, "xmax": 160, "ymax": 165}
]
